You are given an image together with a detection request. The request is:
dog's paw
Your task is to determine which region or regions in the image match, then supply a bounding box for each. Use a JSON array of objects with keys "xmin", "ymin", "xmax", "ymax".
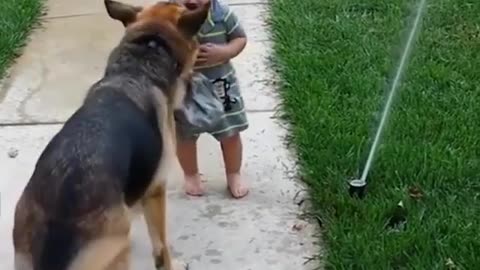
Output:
[
  {"xmin": 154, "ymin": 257, "xmax": 188, "ymax": 270},
  {"xmin": 154, "ymin": 255, "xmax": 164, "ymax": 270}
]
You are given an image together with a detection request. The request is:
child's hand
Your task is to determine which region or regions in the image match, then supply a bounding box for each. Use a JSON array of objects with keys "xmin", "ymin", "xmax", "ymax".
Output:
[{"xmin": 195, "ymin": 43, "xmax": 231, "ymax": 67}]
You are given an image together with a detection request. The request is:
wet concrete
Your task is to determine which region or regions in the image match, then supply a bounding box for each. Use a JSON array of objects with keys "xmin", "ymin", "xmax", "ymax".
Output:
[{"xmin": 0, "ymin": 0, "xmax": 321, "ymax": 269}]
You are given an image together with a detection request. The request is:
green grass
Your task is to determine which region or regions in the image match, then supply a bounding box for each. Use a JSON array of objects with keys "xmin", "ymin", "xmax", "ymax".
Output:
[
  {"xmin": 0, "ymin": 0, "xmax": 44, "ymax": 79},
  {"xmin": 270, "ymin": 0, "xmax": 480, "ymax": 269}
]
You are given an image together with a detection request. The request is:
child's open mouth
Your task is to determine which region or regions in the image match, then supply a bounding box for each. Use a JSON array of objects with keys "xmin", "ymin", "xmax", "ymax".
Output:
[{"xmin": 185, "ymin": 3, "xmax": 199, "ymax": 10}]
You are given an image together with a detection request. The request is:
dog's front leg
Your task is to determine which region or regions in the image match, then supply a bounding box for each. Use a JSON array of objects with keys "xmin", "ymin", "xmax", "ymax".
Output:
[{"xmin": 143, "ymin": 185, "xmax": 176, "ymax": 270}]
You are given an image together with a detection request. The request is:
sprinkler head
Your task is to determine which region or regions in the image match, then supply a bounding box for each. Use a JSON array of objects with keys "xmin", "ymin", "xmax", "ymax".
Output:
[{"xmin": 348, "ymin": 179, "xmax": 367, "ymax": 199}]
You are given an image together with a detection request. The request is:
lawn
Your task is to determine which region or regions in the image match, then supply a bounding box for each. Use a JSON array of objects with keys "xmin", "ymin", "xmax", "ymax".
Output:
[
  {"xmin": 270, "ymin": 0, "xmax": 480, "ymax": 269},
  {"xmin": 0, "ymin": 0, "xmax": 44, "ymax": 79}
]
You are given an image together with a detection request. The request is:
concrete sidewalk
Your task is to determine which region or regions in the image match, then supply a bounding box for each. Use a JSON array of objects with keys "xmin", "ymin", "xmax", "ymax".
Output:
[{"xmin": 0, "ymin": 0, "xmax": 321, "ymax": 269}]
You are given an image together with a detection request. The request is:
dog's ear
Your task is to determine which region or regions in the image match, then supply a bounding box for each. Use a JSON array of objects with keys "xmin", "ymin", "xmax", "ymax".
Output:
[
  {"xmin": 105, "ymin": 0, "xmax": 142, "ymax": 26},
  {"xmin": 177, "ymin": 0, "xmax": 211, "ymax": 37}
]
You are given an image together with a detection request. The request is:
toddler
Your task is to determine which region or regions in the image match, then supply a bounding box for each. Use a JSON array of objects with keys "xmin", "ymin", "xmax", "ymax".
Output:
[{"xmin": 174, "ymin": 0, "xmax": 249, "ymax": 198}]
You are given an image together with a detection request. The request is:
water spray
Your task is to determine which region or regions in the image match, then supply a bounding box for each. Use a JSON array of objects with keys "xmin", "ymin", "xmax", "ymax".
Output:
[{"xmin": 349, "ymin": 0, "xmax": 428, "ymax": 199}]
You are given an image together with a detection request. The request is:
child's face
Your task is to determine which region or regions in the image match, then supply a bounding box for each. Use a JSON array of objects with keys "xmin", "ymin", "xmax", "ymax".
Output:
[{"xmin": 177, "ymin": 0, "xmax": 211, "ymax": 10}]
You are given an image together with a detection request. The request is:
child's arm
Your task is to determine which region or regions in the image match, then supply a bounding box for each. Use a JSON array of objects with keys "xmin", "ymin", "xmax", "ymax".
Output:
[
  {"xmin": 222, "ymin": 36, "xmax": 247, "ymax": 60},
  {"xmin": 222, "ymin": 9, "xmax": 247, "ymax": 60},
  {"xmin": 196, "ymin": 9, "xmax": 247, "ymax": 66}
]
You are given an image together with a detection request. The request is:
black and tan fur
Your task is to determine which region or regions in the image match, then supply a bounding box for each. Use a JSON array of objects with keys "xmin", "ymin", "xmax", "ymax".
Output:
[{"xmin": 12, "ymin": 1, "xmax": 210, "ymax": 269}]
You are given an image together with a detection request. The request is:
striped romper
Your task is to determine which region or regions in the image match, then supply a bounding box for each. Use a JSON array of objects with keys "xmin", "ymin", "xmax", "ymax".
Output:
[{"xmin": 178, "ymin": 1, "xmax": 249, "ymax": 141}]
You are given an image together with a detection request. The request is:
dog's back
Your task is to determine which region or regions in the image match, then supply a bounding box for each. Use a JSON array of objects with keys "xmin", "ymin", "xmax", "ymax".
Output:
[
  {"xmin": 15, "ymin": 83, "xmax": 163, "ymax": 270},
  {"xmin": 12, "ymin": 1, "xmax": 210, "ymax": 269}
]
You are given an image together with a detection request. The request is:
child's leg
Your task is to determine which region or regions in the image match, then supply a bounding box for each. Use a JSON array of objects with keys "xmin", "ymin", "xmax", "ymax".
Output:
[
  {"xmin": 177, "ymin": 138, "xmax": 204, "ymax": 196},
  {"xmin": 220, "ymin": 133, "xmax": 249, "ymax": 198}
]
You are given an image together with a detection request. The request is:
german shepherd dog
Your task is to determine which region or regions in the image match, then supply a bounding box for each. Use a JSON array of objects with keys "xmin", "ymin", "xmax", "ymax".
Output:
[{"xmin": 12, "ymin": 1, "xmax": 210, "ymax": 269}]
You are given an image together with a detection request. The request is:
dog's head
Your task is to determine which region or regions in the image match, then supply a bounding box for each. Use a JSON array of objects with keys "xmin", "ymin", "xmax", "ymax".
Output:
[{"xmin": 104, "ymin": 0, "xmax": 210, "ymax": 109}]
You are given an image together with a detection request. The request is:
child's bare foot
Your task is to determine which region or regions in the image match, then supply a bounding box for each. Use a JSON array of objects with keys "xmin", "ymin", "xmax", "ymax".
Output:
[
  {"xmin": 227, "ymin": 173, "xmax": 249, "ymax": 199},
  {"xmin": 184, "ymin": 174, "xmax": 204, "ymax": 196}
]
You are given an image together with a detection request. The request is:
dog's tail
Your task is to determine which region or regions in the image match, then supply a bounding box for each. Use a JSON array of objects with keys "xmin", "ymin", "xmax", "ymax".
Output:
[
  {"xmin": 67, "ymin": 236, "xmax": 130, "ymax": 270},
  {"xmin": 31, "ymin": 220, "xmax": 81, "ymax": 270},
  {"xmin": 32, "ymin": 220, "xmax": 129, "ymax": 270}
]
